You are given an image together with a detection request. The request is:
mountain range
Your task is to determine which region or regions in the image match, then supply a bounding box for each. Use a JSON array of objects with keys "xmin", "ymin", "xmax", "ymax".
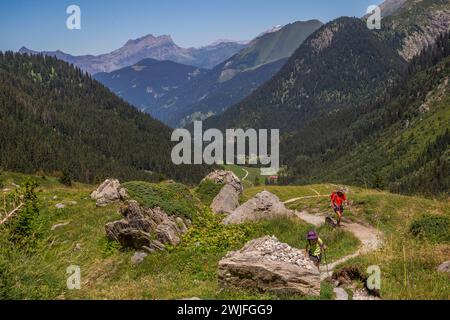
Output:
[
  {"xmin": 5, "ymin": 0, "xmax": 450, "ymax": 196},
  {"xmin": 204, "ymin": 0, "xmax": 450, "ymax": 195},
  {"xmin": 93, "ymin": 59, "xmax": 208, "ymax": 113},
  {"xmin": 94, "ymin": 20, "xmax": 323, "ymax": 127},
  {"xmin": 19, "ymin": 35, "xmax": 248, "ymax": 73}
]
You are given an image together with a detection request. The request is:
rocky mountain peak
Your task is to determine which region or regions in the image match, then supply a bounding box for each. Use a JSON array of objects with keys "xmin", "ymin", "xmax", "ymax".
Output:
[{"xmin": 124, "ymin": 34, "xmax": 176, "ymax": 48}]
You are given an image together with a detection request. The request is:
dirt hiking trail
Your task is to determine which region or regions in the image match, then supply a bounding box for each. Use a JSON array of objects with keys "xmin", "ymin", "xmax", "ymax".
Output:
[{"xmin": 285, "ymin": 198, "xmax": 383, "ymax": 281}]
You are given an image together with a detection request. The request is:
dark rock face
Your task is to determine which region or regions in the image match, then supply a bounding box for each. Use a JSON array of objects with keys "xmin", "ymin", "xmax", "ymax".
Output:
[{"xmin": 105, "ymin": 200, "xmax": 190, "ymax": 252}]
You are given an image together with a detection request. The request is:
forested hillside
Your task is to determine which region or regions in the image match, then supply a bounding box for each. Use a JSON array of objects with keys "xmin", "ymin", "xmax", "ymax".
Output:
[
  {"xmin": 205, "ymin": 17, "xmax": 407, "ymax": 131},
  {"xmin": 93, "ymin": 58, "xmax": 207, "ymax": 116},
  {"xmin": 204, "ymin": 1, "xmax": 450, "ymax": 196},
  {"xmin": 140, "ymin": 20, "xmax": 322, "ymax": 127},
  {"xmin": 0, "ymin": 52, "xmax": 209, "ymax": 184},
  {"xmin": 282, "ymin": 32, "xmax": 450, "ymax": 196}
]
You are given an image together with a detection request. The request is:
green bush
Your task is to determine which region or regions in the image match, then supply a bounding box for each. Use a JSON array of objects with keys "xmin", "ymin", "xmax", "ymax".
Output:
[
  {"xmin": 409, "ymin": 214, "xmax": 450, "ymax": 243},
  {"xmin": 5, "ymin": 179, "xmax": 41, "ymax": 248},
  {"xmin": 180, "ymin": 210, "xmax": 256, "ymax": 253},
  {"xmin": 194, "ymin": 180, "xmax": 224, "ymax": 206},
  {"xmin": 58, "ymin": 171, "xmax": 72, "ymax": 186},
  {"xmin": 123, "ymin": 181, "xmax": 203, "ymax": 220}
]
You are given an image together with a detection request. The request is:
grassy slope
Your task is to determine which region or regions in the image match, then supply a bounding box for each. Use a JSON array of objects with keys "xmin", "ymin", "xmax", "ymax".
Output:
[
  {"xmin": 308, "ymin": 56, "xmax": 450, "ymax": 195},
  {"xmin": 223, "ymin": 164, "xmax": 265, "ymax": 189},
  {"xmin": 273, "ymin": 184, "xmax": 450, "ymax": 300},
  {"xmin": 0, "ymin": 172, "xmax": 448, "ymax": 300}
]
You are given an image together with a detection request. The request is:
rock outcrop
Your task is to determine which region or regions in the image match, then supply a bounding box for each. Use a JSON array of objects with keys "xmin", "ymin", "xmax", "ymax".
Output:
[
  {"xmin": 91, "ymin": 179, "xmax": 128, "ymax": 207},
  {"xmin": 399, "ymin": 10, "xmax": 450, "ymax": 61},
  {"xmin": 218, "ymin": 236, "xmax": 320, "ymax": 296},
  {"xmin": 223, "ymin": 191, "xmax": 294, "ymax": 225},
  {"xmin": 105, "ymin": 200, "xmax": 190, "ymax": 252},
  {"xmin": 203, "ymin": 170, "xmax": 243, "ymax": 214}
]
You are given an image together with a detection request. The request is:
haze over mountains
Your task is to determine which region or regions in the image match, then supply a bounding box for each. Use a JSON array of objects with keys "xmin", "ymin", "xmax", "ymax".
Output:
[
  {"xmin": 19, "ymin": 35, "xmax": 247, "ymax": 73},
  {"xmin": 93, "ymin": 59, "xmax": 208, "ymax": 114},
  {"xmin": 94, "ymin": 20, "xmax": 323, "ymax": 127}
]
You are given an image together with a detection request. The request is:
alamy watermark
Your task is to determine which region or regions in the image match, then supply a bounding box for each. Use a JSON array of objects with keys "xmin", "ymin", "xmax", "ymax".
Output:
[
  {"xmin": 66, "ymin": 265, "xmax": 81, "ymax": 290},
  {"xmin": 171, "ymin": 121, "xmax": 280, "ymax": 176},
  {"xmin": 366, "ymin": 5, "xmax": 381, "ymax": 30},
  {"xmin": 66, "ymin": 5, "xmax": 81, "ymax": 30},
  {"xmin": 367, "ymin": 265, "xmax": 381, "ymax": 290}
]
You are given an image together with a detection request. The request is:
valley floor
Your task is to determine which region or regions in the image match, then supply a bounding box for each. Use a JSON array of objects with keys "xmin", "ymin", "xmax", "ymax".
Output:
[{"xmin": 0, "ymin": 172, "xmax": 449, "ymax": 300}]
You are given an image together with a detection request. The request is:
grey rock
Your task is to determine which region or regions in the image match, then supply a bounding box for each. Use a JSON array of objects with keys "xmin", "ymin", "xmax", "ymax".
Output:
[
  {"xmin": 91, "ymin": 179, "xmax": 128, "ymax": 207},
  {"xmin": 399, "ymin": 9, "xmax": 450, "ymax": 61},
  {"xmin": 224, "ymin": 191, "xmax": 294, "ymax": 225},
  {"xmin": 333, "ymin": 287, "xmax": 349, "ymax": 300},
  {"xmin": 55, "ymin": 203, "xmax": 66, "ymax": 209},
  {"xmin": 142, "ymin": 246, "xmax": 156, "ymax": 254},
  {"xmin": 105, "ymin": 200, "xmax": 190, "ymax": 252},
  {"xmin": 203, "ymin": 170, "xmax": 243, "ymax": 214},
  {"xmin": 131, "ymin": 252, "xmax": 148, "ymax": 265},
  {"xmin": 218, "ymin": 236, "xmax": 320, "ymax": 296},
  {"xmin": 437, "ymin": 261, "xmax": 450, "ymax": 273},
  {"xmin": 353, "ymin": 289, "xmax": 381, "ymax": 300},
  {"xmin": 211, "ymin": 184, "xmax": 242, "ymax": 215}
]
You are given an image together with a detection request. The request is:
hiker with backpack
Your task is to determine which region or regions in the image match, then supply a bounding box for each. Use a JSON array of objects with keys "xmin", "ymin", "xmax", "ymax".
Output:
[
  {"xmin": 330, "ymin": 189, "xmax": 349, "ymax": 227},
  {"xmin": 305, "ymin": 231, "xmax": 326, "ymax": 270}
]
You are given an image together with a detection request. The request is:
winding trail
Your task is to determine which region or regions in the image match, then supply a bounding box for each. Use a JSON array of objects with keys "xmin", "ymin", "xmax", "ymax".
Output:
[
  {"xmin": 286, "ymin": 197, "xmax": 383, "ymax": 281},
  {"xmin": 284, "ymin": 195, "xmax": 327, "ymax": 204}
]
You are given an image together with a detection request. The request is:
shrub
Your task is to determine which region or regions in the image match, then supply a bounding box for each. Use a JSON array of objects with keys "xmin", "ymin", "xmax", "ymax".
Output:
[
  {"xmin": 409, "ymin": 214, "xmax": 450, "ymax": 243},
  {"xmin": 123, "ymin": 181, "xmax": 203, "ymax": 220},
  {"xmin": 7, "ymin": 179, "xmax": 40, "ymax": 246},
  {"xmin": 180, "ymin": 210, "xmax": 256, "ymax": 253},
  {"xmin": 35, "ymin": 170, "xmax": 46, "ymax": 179},
  {"xmin": 59, "ymin": 171, "xmax": 72, "ymax": 186},
  {"xmin": 194, "ymin": 180, "xmax": 224, "ymax": 206}
]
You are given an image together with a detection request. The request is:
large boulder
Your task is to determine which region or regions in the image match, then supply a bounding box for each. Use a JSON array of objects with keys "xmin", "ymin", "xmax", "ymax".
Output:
[
  {"xmin": 105, "ymin": 200, "xmax": 190, "ymax": 252},
  {"xmin": 218, "ymin": 236, "xmax": 320, "ymax": 296},
  {"xmin": 224, "ymin": 191, "xmax": 294, "ymax": 225},
  {"xmin": 203, "ymin": 170, "xmax": 243, "ymax": 214},
  {"xmin": 91, "ymin": 179, "xmax": 128, "ymax": 207}
]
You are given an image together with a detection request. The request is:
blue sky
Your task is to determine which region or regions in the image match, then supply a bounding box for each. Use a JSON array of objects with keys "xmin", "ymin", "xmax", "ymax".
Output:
[{"xmin": 0, "ymin": 0, "xmax": 384, "ymax": 55}]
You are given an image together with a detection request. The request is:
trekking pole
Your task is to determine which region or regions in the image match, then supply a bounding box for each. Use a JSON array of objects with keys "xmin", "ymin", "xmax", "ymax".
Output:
[{"xmin": 324, "ymin": 250, "xmax": 330, "ymax": 279}]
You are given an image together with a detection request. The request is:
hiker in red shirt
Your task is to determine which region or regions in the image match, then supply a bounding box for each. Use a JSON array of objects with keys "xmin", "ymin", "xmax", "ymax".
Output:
[{"xmin": 330, "ymin": 189, "xmax": 348, "ymax": 227}]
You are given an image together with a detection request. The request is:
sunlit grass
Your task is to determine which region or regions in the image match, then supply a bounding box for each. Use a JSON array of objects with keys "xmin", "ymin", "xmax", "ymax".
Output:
[{"xmin": 1, "ymin": 171, "xmax": 448, "ymax": 300}]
